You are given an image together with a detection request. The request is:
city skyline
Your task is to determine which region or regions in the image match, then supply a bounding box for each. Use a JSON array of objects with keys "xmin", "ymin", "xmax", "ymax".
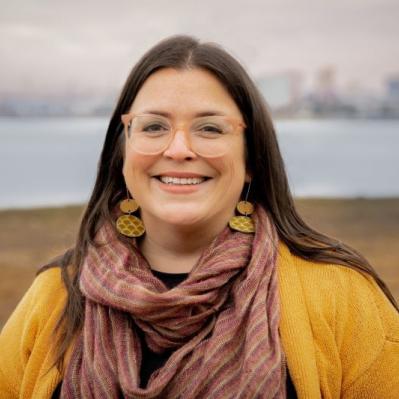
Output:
[{"xmin": 1, "ymin": 0, "xmax": 399, "ymax": 99}]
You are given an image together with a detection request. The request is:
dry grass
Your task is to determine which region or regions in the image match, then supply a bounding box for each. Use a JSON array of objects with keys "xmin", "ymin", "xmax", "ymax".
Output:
[
  {"xmin": 295, "ymin": 198, "xmax": 399, "ymax": 294},
  {"xmin": 1, "ymin": 199, "xmax": 398, "ymax": 328}
]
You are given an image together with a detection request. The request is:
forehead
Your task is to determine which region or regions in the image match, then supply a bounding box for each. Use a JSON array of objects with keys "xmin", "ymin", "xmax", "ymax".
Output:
[{"xmin": 129, "ymin": 68, "xmax": 242, "ymax": 119}]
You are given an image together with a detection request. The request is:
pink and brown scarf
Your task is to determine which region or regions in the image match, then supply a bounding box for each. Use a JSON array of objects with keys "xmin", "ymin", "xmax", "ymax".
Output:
[{"xmin": 61, "ymin": 206, "xmax": 286, "ymax": 398}]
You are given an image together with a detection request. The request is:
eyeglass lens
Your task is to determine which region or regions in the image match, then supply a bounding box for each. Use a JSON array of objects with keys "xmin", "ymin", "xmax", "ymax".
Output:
[{"xmin": 126, "ymin": 115, "xmax": 240, "ymax": 157}]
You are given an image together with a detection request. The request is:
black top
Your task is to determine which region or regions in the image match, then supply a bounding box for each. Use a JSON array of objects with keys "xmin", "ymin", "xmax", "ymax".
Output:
[{"xmin": 52, "ymin": 269, "xmax": 297, "ymax": 398}]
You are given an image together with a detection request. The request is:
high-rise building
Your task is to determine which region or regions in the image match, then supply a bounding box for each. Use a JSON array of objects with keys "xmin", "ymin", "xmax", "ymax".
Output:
[
  {"xmin": 256, "ymin": 71, "xmax": 302, "ymax": 114},
  {"xmin": 386, "ymin": 76, "xmax": 399, "ymax": 102}
]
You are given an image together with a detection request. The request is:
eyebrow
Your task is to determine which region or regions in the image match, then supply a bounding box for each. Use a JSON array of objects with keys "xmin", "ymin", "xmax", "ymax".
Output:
[{"xmin": 139, "ymin": 109, "xmax": 226, "ymax": 118}]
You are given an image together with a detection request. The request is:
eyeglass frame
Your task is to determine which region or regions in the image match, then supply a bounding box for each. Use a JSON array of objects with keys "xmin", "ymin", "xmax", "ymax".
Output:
[{"xmin": 121, "ymin": 112, "xmax": 247, "ymax": 157}]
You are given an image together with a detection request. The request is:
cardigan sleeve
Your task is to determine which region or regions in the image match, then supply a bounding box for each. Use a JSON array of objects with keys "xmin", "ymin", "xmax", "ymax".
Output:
[
  {"xmin": 0, "ymin": 267, "xmax": 65, "ymax": 398},
  {"xmin": 294, "ymin": 259, "xmax": 399, "ymax": 398},
  {"xmin": 338, "ymin": 268, "xmax": 399, "ymax": 398}
]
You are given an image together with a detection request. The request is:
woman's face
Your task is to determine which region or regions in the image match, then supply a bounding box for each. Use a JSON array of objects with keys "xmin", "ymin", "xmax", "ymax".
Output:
[{"xmin": 123, "ymin": 67, "xmax": 249, "ymax": 231}]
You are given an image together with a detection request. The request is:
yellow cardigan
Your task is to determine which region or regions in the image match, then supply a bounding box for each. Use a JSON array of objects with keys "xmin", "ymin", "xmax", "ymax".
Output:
[{"xmin": 1, "ymin": 243, "xmax": 399, "ymax": 398}]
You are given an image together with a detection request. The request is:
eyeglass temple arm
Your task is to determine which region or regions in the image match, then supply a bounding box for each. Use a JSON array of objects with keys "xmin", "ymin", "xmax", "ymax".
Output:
[{"xmin": 121, "ymin": 114, "xmax": 132, "ymax": 126}]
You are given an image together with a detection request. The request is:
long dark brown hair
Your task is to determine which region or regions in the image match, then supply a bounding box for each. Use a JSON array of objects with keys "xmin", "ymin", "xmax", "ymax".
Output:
[{"xmin": 43, "ymin": 34, "xmax": 398, "ymax": 368}]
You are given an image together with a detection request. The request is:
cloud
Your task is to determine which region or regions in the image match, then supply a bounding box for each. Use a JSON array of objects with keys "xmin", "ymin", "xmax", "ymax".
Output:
[{"xmin": 1, "ymin": 0, "xmax": 398, "ymax": 96}]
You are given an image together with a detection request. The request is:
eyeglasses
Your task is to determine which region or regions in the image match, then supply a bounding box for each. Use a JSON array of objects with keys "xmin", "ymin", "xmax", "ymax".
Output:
[{"xmin": 121, "ymin": 113, "xmax": 246, "ymax": 157}]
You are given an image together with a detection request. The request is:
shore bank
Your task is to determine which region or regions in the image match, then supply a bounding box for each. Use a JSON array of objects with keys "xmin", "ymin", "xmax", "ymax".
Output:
[{"xmin": 1, "ymin": 198, "xmax": 398, "ymax": 327}]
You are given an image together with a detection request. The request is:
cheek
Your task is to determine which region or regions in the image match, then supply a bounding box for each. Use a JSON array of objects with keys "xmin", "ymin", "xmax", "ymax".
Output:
[
  {"xmin": 214, "ymin": 143, "xmax": 247, "ymax": 180},
  {"xmin": 123, "ymin": 150, "xmax": 155, "ymax": 192},
  {"xmin": 209, "ymin": 153, "xmax": 247, "ymax": 197},
  {"xmin": 123, "ymin": 148, "xmax": 153, "ymax": 174}
]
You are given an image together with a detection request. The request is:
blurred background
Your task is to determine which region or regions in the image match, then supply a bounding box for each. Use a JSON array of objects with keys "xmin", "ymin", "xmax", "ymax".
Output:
[{"xmin": 1, "ymin": 0, "xmax": 398, "ymax": 326}]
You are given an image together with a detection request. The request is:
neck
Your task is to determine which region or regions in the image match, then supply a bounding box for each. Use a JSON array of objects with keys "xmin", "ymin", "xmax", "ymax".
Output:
[{"xmin": 138, "ymin": 218, "xmax": 228, "ymax": 274}]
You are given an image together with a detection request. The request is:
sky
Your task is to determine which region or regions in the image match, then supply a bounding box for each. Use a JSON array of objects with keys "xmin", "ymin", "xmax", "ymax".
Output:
[{"xmin": 1, "ymin": 0, "xmax": 399, "ymax": 98}]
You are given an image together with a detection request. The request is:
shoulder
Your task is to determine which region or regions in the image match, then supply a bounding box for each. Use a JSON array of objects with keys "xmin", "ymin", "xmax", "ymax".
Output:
[
  {"xmin": 31, "ymin": 266, "xmax": 66, "ymax": 300},
  {"xmin": 278, "ymin": 242, "xmax": 394, "ymax": 306},
  {"xmin": 277, "ymin": 243, "xmax": 399, "ymax": 396},
  {"xmin": 28, "ymin": 266, "xmax": 65, "ymax": 295},
  {"xmin": 19, "ymin": 266, "xmax": 67, "ymax": 320},
  {"xmin": 278, "ymin": 242, "xmax": 398, "ymax": 337},
  {"xmin": 1, "ymin": 266, "xmax": 67, "ymax": 344},
  {"xmin": 0, "ymin": 267, "xmax": 67, "ymax": 397}
]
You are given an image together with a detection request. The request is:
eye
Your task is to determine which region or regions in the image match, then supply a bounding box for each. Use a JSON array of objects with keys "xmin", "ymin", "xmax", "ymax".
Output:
[
  {"xmin": 142, "ymin": 122, "xmax": 169, "ymax": 132},
  {"xmin": 195, "ymin": 123, "xmax": 225, "ymax": 135},
  {"xmin": 202, "ymin": 124, "xmax": 223, "ymax": 133}
]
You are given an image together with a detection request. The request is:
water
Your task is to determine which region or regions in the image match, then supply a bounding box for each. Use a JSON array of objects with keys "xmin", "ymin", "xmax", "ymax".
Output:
[
  {"xmin": 0, "ymin": 117, "xmax": 398, "ymax": 209},
  {"xmin": 0, "ymin": 117, "xmax": 106, "ymax": 209},
  {"xmin": 277, "ymin": 119, "xmax": 399, "ymax": 197}
]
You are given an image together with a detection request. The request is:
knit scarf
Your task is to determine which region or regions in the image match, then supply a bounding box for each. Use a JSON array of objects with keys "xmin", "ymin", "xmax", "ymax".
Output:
[{"xmin": 61, "ymin": 206, "xmax": 286, "ymax": 398}]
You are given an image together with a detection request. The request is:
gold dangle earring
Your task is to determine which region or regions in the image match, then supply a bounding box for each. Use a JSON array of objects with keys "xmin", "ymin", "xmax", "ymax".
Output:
[
  {"xmin": 229, "ymin": 181, "xmax": 255, "ymax": 234},
  {"xmin": 116, "ymin": 188, "xmax": 145, "ymax": 237}
]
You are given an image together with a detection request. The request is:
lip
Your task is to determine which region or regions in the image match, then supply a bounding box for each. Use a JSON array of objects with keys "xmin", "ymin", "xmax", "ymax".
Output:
[
  {"xmin": 152, "ymin": 171, "xmax": 212, "ymax": 178},
  {"xmin": 152, "ymin": 174, "xmax": 211, "ymax": 194}
]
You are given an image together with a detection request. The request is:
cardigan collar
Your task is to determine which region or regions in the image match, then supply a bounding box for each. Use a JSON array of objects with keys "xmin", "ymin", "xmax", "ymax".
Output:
[{"xmin": 277, "ymin": 242, "xmax": 322, "ymax": 398}]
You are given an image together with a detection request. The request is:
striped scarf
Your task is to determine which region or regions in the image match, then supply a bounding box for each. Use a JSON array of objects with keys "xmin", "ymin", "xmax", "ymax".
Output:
[{"xmin": 61, "ymin": 206, "xmax": 286, "ymax": 398}]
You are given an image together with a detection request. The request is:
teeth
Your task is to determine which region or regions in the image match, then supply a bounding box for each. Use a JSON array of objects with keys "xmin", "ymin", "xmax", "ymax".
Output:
[{"xmin": 159, "ymin": 176, "xmax": 206, "ymax": 185}]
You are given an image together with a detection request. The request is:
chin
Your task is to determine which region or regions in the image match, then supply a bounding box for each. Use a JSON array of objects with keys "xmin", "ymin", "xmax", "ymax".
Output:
[
  {"xmin": 158, "ymin": 211, "xmax": 206, "ymax": 227},
  {"xmin": 143, "ymin": 201, "xmax": 231, "ymax": 230}
]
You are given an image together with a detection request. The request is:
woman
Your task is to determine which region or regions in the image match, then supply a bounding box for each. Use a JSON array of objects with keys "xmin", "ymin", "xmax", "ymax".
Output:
[{"xmin": 1, "ymin": 35, "xmax": 398, "ymax": 398}]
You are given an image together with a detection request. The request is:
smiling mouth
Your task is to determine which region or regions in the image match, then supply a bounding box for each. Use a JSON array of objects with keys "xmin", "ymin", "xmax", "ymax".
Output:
[{"xmin": 154, "ymin": 176, "xmax": 211, "ymax": 185}]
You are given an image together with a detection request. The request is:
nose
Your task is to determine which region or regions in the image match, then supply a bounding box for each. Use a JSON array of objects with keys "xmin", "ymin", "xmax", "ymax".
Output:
[{"xmin": 163, "ymin": 129, "xmax": 197, "ymax": 160}]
